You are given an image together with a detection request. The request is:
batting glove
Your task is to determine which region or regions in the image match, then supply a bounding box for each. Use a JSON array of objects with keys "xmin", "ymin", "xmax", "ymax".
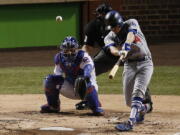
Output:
[{"xmin": 118, "ymin": 50, "xmax": 128, "ymax": 59}]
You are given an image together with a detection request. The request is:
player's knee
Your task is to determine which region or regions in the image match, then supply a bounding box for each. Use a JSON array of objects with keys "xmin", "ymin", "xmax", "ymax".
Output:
[{"xmin": 44, "ymin": 74, "xmax": 64, "ymax": 92}]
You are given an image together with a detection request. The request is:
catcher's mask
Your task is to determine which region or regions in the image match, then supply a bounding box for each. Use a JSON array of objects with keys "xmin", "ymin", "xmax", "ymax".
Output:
[
  {"xmin": 105, "ymin": 10, "xmax": 124, "ymax": 30},
  {"xmin": 60, "ymin": 36, "xmax": 79, "ymax": 62}
]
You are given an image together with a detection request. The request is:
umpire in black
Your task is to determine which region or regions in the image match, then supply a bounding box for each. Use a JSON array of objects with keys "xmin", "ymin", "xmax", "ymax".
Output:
[
  {"xmin": 82, "ymin": 3, "xmax": 112, "ymax": 58},
  {"xmin": 82, "ymin": 3, "xmax": 119, "ymax": 75}
]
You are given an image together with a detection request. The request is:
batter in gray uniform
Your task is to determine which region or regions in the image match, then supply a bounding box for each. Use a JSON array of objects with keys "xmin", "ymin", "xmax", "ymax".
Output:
[{"xmin": 104, "ymin": 10, "xmax": 154, "ymax": 131}]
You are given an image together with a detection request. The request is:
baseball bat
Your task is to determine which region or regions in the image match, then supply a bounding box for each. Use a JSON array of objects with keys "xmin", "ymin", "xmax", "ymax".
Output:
[{"xmin": 108, "ymin": 55, "xmax": 124, "ymax": 79}]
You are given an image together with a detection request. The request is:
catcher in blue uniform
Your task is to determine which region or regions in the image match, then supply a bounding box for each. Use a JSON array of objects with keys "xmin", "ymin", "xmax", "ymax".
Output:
[{"xmin": 40, "ymin": 36, "xmax": 104, "ymax": 116}]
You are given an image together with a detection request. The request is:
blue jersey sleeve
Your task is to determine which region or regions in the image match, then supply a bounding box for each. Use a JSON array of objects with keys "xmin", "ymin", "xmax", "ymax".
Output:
[
  {"xmin": 83, "ymin": 64, "xmax": 93, "ymax": 79},
  {"xmin": 54, "ymin": 53, "xmax": 60, "ymax": 65}
]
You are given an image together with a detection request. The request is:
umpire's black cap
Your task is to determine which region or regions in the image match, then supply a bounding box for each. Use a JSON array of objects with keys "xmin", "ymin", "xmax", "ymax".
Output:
[{"xmin": 95, "ymin": 3, "xmax": 112, "ymax": 14}]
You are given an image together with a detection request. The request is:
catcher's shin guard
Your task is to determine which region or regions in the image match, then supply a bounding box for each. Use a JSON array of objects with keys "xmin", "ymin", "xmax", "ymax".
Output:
[
  {"xmin": 40, "ymin": 90, "xmax": 60, "ymax": 113},
  {"xmin": 45, "ymin": 90, "xmax": 60, "ymax": 108},
  {"xmin": 85, "ymin": 86, "xmax": 104, "ymax": 116},
  {"xmin": 41, "ymin": 74, "xmax": 64, "ymax": 113}
]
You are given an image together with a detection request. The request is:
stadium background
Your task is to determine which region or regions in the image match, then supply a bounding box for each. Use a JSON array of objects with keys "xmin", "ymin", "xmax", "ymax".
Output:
[
  {"xmin": 0, "ymin": 0, "xmax": 180, "ymax": 49},
  {"xmin": 0, "ymin": 0, "xmax": 179, "ymax": 67}
]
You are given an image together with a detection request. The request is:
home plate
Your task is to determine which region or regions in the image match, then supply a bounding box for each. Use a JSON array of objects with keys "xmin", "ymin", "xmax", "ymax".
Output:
[{"xmin": 40, "ymin": 127, "xmax": 75, "ymax": 131}]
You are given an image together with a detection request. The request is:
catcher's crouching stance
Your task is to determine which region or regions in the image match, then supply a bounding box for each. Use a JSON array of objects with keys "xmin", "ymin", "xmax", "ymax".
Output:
[{"xmin": 40, "ymin": 36, "xmax": 104, "ymax": 116}]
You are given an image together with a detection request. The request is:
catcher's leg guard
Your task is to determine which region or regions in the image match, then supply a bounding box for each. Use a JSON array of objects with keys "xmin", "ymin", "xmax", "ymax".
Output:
[
  {"xmin": 41, "ymin": 90, "xmax": 60, "ymax": 113},
  {"xmin": 85, "ymin": 86, "xmax": 104, "ymax": 116},
  {"xmin": 40, "ymin": 75, "xmax": 64, "ymax": 113},
  {"xmin": 41, "ymin": 104, "xmax": 59, "ymax": 113}
]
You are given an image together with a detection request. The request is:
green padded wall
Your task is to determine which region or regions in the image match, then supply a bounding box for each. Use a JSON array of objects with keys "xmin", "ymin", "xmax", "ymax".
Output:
[{"xmin": 0, "ymin": 3, "xmax": 80, "ymax": 48}]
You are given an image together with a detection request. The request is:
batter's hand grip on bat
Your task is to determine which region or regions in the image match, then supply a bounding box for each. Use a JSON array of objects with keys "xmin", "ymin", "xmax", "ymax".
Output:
[{"xmin": 108, "ymin": 55, "xmax": 124, "ymax": 79}]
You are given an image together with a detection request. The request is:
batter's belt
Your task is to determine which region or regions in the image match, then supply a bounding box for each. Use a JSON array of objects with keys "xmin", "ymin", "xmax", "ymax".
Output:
[{"xmin": 127, "ymin": 56, "xmax": 151, "ymax": 63}]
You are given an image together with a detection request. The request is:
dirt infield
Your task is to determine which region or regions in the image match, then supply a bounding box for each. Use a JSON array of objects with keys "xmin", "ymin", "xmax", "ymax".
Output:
[{"xmin": 0, "ymin": 95, "xmax": 180, "ymax": 135}]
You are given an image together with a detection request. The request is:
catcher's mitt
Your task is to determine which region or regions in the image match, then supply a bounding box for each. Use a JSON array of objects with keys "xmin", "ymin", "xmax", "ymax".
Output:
[{"xmin": 74, "ymin": 76, "xmax": 89, "ymax": 100}]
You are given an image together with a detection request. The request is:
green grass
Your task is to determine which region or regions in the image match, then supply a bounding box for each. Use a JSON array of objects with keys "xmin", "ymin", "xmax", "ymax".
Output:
[
  {"xmin": 0, "ymin": 66, "xmax": 180, "ymax": 95},
  {"xmin": 150, "ymin": 66, "xmax": 180, "ymax": 95},
  {"xmin": 0, "ymin": 67, "xmax": 53, "ymax": 94}
]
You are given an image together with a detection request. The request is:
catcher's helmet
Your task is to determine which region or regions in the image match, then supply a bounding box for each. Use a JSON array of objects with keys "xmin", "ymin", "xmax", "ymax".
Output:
[
  {"xmin": 105, "ymin": 10, "xmax": 124, "ymax": 29},
  {"xmin": 60, "ymin": 36, "xmax": 79, "ymax": 61},
  {"xmin": 95, "ymin": 3, "xmax": 112, "ymax": 15},
  {"xmin": 60, "ymin": 36, "xmax": 78, "ymax": 50}
]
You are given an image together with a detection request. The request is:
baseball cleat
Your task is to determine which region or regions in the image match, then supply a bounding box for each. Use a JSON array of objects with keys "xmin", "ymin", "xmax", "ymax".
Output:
[
  {"xmin": 75, "ymin": 100, "xmax": 90, "ymax": 110},
  {"xmin": 115, "ymin": 118, "xmax": 135, "ymax": 132},
  {"xmin": 40, "ymin": 104, "xmax": 60, "ymax": 113},
  {"xmin": 115, "ymin": 121, "xmax": 133, "ymax": 131}
]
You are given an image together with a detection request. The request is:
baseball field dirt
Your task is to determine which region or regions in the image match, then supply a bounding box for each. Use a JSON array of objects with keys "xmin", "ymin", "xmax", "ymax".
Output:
[
  {"xmin": 0, "ymin": 95, "xmax": 180, "ymax": 135},
  {"xmin": 0, "ymin": 42, "xmax": 180, "ymax": 135}
]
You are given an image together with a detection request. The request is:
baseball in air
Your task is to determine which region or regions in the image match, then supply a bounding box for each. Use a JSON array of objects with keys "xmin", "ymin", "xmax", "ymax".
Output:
[{"xmin": 56, "ymin": 16, "xmax": 63, "ymax": 22}]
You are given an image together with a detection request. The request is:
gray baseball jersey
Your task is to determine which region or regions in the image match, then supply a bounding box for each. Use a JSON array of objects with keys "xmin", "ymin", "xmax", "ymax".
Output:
[{"xmin": 104, "ymin": 19, "xmax": 154, "ymax": 107}]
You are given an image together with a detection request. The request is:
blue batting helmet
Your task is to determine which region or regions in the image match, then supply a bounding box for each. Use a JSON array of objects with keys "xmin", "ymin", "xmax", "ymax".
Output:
[{"xmin": 105, "ymin": 10, "xmax": 124, "ymax": 29}]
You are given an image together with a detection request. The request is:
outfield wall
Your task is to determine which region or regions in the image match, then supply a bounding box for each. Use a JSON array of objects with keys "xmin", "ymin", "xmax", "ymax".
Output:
[{"xmin": 0, "ymin": 3, "xmax": 80, "ymax": 48}]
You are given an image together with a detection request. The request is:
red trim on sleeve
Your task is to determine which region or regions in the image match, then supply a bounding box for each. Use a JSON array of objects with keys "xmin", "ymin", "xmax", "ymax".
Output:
[{"xmin": 134, "ymin": 36, "xmax": 141, "ymax": 43}]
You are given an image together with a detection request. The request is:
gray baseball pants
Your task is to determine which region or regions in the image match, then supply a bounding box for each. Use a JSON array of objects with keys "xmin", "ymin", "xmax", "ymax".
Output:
[{"xmin": 123, "ymin": 59, "xmax": 153, "ymax": 107}]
